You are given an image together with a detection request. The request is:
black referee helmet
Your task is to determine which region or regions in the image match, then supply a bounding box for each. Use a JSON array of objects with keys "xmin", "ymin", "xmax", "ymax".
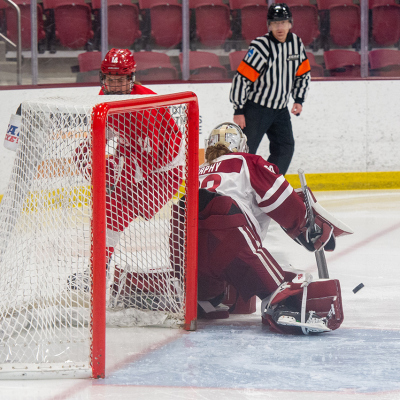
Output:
[{"xmin": 267, "ymin": 3, "xmax": 293, "ymax": 24}]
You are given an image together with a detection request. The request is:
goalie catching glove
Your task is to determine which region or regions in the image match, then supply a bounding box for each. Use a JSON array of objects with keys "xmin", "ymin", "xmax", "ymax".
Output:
[{"xmin": 287, "ymin": 188, "xmax": 353, "ymax": 253}]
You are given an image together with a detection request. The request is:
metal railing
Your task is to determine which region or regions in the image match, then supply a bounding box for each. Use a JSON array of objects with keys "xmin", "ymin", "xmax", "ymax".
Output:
[{"xmin": 1, "ymin": 0, "xmax": 22, "ymax": 85}]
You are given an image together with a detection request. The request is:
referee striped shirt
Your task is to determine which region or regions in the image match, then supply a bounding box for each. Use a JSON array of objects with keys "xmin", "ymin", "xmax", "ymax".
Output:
[{"xmin": 230, "ymin": 32, "xmax": 311, "ymax": 113}]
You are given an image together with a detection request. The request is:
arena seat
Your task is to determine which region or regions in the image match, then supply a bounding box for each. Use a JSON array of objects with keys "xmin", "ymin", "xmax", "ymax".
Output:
[
  {"xmin": 329, "ymin": 1, "xmax": 360, "ymax": 48},
  {"xmin": 5, "ymin": 0, "xmax": 46, "ymax": 51},
  {"xmin": 316, "ymin": 0, "xmax": 360, "ymax": 50},
  {"xmin": 74, "ymin": 51, "xmax": 102, "ymax": 83},
  {"xmin": 306, "ymin": 52, "xmax": 324, "ymax": 77},
  {"xmin": 45, "ymin": 0, "xmax": 93, "ymax": 50},
  {"xmin": 78, "ymin": 51, "xmax": 102, "ymax": 73},
  {"xmin": 229, "ymin": 0, "xmax": 268, "ymax": 46},
  {"xmin": 179, "ymin": 51, "xmax": 227, "ymax": 80},
  {"xmin": 138, "ymin": 0, "xmax": 182, "ymax": 49},
  {"xmin": 139, "ymin": 0, "xmax": 180, "ymax": 8},
  {"xmin": 285, "ymin": 0, "xmax": 320, "ymax": 49},
  {"xmin": 134, "ymin": 51, "xmax": 178, "ymax": 81},
  {"xmin": 324, "ymin": 50, "xmax": 361, "ymax": 77},
  {"xmin": 189, "ymin": 0, "xmax": 225, "ymax": 6},
  {"xmin": 191, "ymin": 1, "xmax": 232, "ymax": 49},
  {"xmin": 369, "ymin": 49, "xmax": 400, "ymax": 77},
  {"xmin": 228, "ymin": 50, "xmax": 248, "ymax": 72},
  {"xmin": 91, "ymin": 0, "xmax": 141, "ymax": 49},
  {"xmin": 0, "ymin": 3, "xmax": 5, "ymax": 41},
  {"xmin": 369, "ymin": 0, "xmax": 400, "ymax": 47}
]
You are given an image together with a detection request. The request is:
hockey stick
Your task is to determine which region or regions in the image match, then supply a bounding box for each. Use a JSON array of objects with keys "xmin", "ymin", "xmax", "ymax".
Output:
[
  {"xmin": 106, "ymin": 156, "xmax": 125, "ymax": 195},
  {"xmin": 298, "ymin": 169, "xmax": 329, "ymax": 279}
]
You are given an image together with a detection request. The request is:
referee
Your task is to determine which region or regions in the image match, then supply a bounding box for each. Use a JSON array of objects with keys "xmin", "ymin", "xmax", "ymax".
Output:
[{"xmin": 230, "ymin": 3, "xmax": 310, "ymax": 176}]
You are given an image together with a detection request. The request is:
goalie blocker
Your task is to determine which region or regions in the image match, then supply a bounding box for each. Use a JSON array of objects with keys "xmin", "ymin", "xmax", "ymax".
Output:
[{"xmin": 285, "ymin": 188, "xmax": 354, "ymax": 252}]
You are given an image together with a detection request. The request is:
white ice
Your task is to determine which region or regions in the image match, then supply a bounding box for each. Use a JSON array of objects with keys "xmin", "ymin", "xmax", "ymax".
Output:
[{"xmin": 0, "ymin": 189, "xmax": 399, "ymax": 400}]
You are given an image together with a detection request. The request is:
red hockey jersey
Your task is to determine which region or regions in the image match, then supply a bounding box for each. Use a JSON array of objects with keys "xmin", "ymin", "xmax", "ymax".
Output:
[{"xmin": 99, "ymin": 85, "xmax": 182, "ymax": 177}]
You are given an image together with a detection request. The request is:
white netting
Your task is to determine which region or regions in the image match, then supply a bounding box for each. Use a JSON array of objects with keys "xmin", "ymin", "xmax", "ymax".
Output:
[{"xmin": 0, "ymin": 95, "xmax": 192, "ymax": 378}]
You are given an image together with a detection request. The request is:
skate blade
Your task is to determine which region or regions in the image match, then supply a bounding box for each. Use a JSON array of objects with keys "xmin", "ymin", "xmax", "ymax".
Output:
[{"xmin": 277, "ymin": 315, "xmax": 331, "ymax": 333}]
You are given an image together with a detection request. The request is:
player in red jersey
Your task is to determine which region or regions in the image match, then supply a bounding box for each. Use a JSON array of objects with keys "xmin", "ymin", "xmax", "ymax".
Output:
[
  {"xmin": 75, "ymin": 49, "xmax": 183, "ymax": 262},
  {"xmin": 99, "ymin": 48, "xmax": 156, "ymax": 96},
  {"xmin": 197, "ymin": 122, "xmax": 352, "ymax": 334}
]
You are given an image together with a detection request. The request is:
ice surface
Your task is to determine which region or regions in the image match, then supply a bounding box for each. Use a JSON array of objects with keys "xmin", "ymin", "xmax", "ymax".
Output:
[{"xmin": 0, "ymin": 189, "xmax": 399, "ymax": 400}]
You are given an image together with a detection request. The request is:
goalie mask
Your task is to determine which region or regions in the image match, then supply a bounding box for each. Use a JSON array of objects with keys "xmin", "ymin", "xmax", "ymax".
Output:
[
  {"xmin": 205, "ymin": 122, "xmax": 249, "ymax": 153},
  {"xmin": 100, "ymin": 48, "xmax": 136, "ymax": 95}
]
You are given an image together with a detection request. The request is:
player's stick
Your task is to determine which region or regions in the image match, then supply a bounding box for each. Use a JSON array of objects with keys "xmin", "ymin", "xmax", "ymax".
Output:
[
  {"xmin": 106, "ymin": 156, "xmax": 124, "ymax": 195},
  {"xmin": 298, "ymin": 169, "xmax": 329, "ymax": 279}
]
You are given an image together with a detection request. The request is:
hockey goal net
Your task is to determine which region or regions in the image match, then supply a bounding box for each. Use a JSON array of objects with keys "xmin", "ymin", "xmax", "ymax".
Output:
[{"xmin": 0, "ymin": 92, "xmax": 199, "ymax": 379}]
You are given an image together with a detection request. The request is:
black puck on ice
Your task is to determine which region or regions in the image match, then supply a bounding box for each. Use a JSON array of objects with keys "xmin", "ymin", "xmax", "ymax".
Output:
[{"xmin": 353, "ymin": 283, "xmax": 364, "ymax": 294}]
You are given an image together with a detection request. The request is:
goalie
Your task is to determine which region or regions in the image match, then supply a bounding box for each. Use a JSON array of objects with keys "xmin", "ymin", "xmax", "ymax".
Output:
[
  {"xmin": 196, "ymin": 122, "xmax": 353, "ymax": 334},
  {"xmin": 74, "ymin": 48, "xmax": 183, "ymax": 263}
]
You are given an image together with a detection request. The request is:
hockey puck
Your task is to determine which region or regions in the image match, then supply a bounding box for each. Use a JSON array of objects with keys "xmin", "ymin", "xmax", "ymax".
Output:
[{"xmin": 353, "ymin": 283, "xmax": 364, "ymax": 294}]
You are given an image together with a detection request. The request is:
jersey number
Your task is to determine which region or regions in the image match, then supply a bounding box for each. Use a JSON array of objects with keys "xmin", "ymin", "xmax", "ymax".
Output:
[{"xmin": 199, "ymin": 174, "xmax": 221, "ymax": 192}]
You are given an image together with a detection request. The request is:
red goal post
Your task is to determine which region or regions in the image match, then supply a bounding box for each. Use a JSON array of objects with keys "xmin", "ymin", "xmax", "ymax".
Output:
[
  {"xmin": 91, "ymin": 92, "xmax": 199, "ymax": 378},
  {"xmin": 0, "ymin": 91, "xmax": 199, "ymax": 379}
]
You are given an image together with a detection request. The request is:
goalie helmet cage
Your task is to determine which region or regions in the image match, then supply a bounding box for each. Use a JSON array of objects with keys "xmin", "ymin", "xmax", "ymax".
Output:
[{"xmin": 0, "ymin": 92, "xmax": 199, "ymax": 379}]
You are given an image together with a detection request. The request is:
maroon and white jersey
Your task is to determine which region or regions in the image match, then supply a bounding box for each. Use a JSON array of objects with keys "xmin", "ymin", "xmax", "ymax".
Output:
[{"xmin": 198, "ymin": 153, "xmax": 307, "ymax": 240}]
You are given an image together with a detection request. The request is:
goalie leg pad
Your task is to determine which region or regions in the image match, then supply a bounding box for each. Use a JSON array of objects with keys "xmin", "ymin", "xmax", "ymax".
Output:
[{"xmin": 262, "ymin": 279, "xmax": 344, "ymax": 334}]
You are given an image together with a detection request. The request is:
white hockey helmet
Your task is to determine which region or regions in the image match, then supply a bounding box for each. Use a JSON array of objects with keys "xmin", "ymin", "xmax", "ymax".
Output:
[{"xmin": 205, "ymin": 122, "xmax": 249, "ymax": 153}]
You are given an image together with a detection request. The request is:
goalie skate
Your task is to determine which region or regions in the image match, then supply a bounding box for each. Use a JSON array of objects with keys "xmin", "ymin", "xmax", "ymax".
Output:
[{"xmin": 273, "ymin": 307, "xmax": 331, "ymax": 333}]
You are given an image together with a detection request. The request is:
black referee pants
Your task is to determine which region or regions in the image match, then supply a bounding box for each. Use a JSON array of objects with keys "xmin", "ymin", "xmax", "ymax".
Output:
[{"xmin": 243, "ymin": 101, "xmax": 294, "ymax": 176}]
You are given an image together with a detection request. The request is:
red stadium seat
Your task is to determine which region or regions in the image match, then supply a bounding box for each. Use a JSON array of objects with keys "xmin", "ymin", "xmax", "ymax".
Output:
[
  {"xmin": 189, "ymin": 0, "xmax": 225, "ymax": 5},
  {"xmin": 43, "ymin": 0, "xmax": 86, "ymax": 7},
  {"xmin": 139, "ymin": 0, "xmax": 179, "ymax": 8},
  {"xmin": 324, "ymin": 50, "xmax": 360, "ymax": 77},
  {"xmin": 76, "ymin": 51, "xmax": 102, "ymax": 83},
  {"xmin": 316, "ymin": 0, "xmax": 360, "ymax": 50},
  {"xmin": 78, "ymin": 51, "xmax": 102, "ymax": 73},
  {"xmin": 306, "ymin": 52, "xmax": 324, "ymax": 77},
  {"xmin": 285, "ymin": 0, "xmax": 320, "ymax": 48},
  {"xmin": 48, "ymin": 0, "xmax": 93, "ymax": 50},
  {"xmin": 91, "ymin": 0, "xmax": 141, "ymax": 49},
  {"xmin": 138, "ymin": 0, "xmax": 182, "ymax": 50},
  {"xmin": 179, "ymin": 51, "xmax": 227, "ymax": 80},
  {"xmin": 5, "ymin": 0, "xmax": 46, "ymax": 51},
  {"xmin": 369, "ymin": 49, "xmax": 400, "ymax": 77},
  {"xmin": 229, "ymin": 0, "xmax": 268, "ymax": 46},
  {"xmin": 139, "ymin": 0, "xmax": 182, "ymax": 49},
  {"xmin": 0, "ymin": 1, "xmax": 7, "ymax": 40},
  {"xmin": 228, "ymin": 50, "xmax": 248, "ymax": 72},
  {"xmin": 369, "ymin": 0, "xmax": 400, "ymax": 47},
  {"xmin": 329, "ymin": 1, "xmax": 360, "ymax": 48},
  {"xmin": 134, "ymin": 51, "xmax": 178, "ymax": 81},
  {"xmin": 191, "ymin": 1, "xmax": 232, "ymax": 49}
]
